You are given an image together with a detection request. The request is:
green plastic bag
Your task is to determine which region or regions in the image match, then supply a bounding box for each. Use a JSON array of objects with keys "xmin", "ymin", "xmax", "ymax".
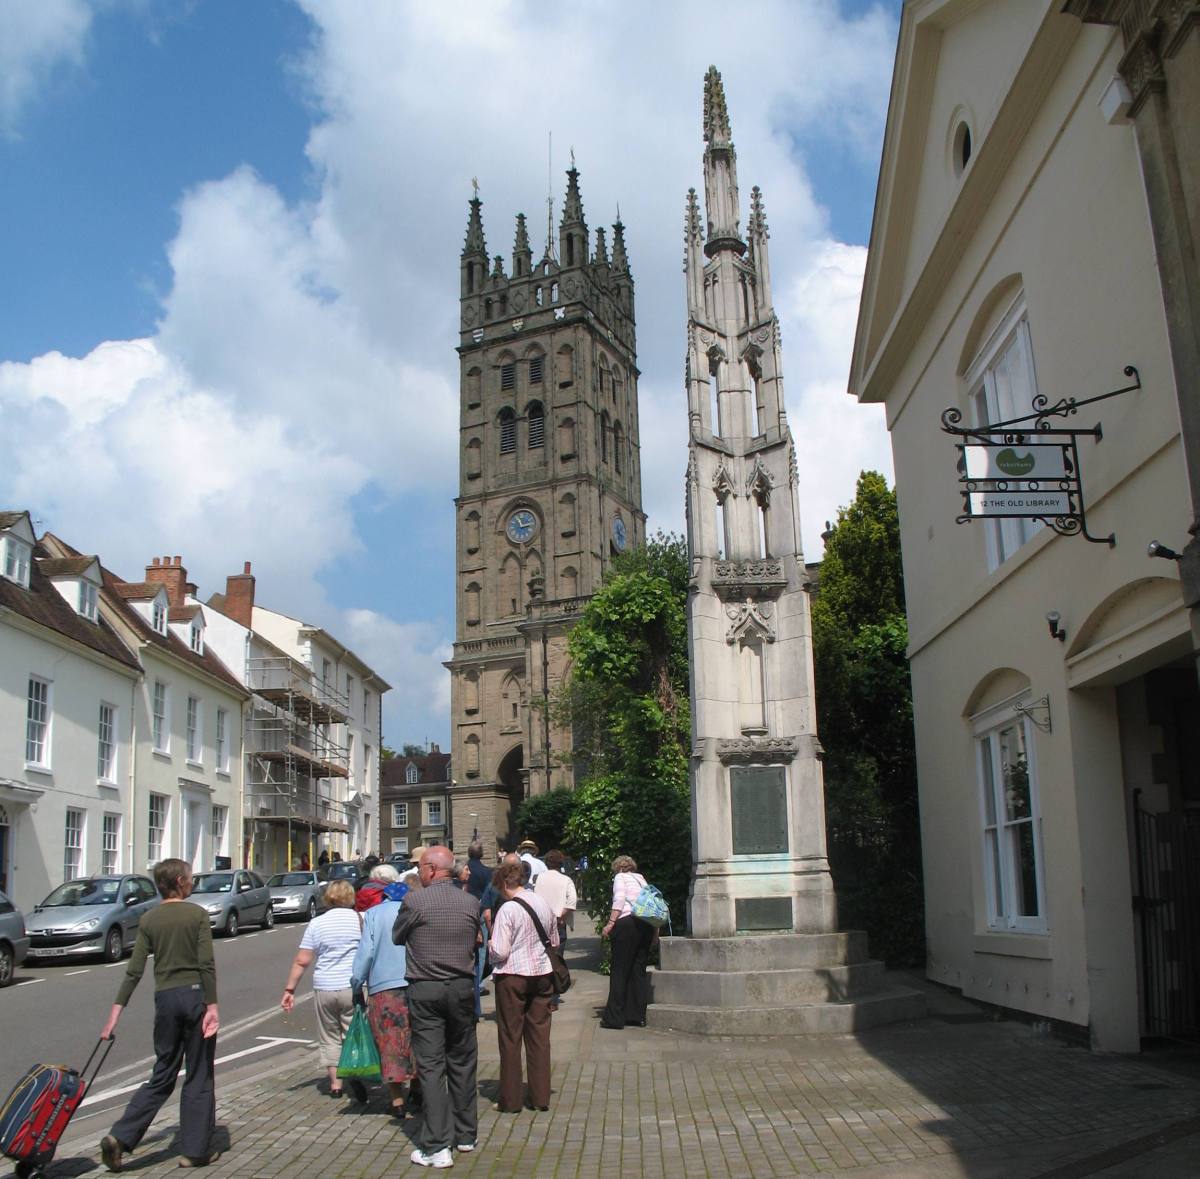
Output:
[{"xmin": 336, "ymin": 1007, "xmax": 381, "ymax": 1080}]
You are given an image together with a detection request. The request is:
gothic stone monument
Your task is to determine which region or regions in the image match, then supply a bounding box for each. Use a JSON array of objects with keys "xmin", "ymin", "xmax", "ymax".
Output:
[{"xmin": 647, "ymin": 68, "xmax": 924, "ymax": 1034}]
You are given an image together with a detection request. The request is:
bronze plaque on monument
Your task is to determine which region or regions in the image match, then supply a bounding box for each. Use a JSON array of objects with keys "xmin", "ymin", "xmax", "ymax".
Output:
[{"xmin": 730, "ymin": 765, "xmax": 788, "ymax": 854}]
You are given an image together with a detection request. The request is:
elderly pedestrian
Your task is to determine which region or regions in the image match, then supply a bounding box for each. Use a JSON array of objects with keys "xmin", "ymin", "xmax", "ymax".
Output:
[
  {"xmin": 392, "ymin": 845, "xmax": 481, "ymax": 1168},
  {"xmin": 350, "ymin": 865, "xmax": 416, "ymax": 1116},
  {"xmin": 489, "ymin": 860, "xmax": 559, "ymax": 1112},
  {"xmin": 599, "ymin": 854, "xmax": 655, "ymax": 1030},
  {"xmin": 280, "ymin": 879, "xmax": 363, "ymax": 1098},
  {"xmin": 98, "ymin": 858, "xmax": 220, "ymax": 1171},
  {"xmin": 516, "ymin": 839, "xmax": 547, "ymax": 884}
]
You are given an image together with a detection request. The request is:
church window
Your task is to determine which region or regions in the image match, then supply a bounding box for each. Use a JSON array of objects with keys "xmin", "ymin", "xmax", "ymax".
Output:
[
  {"xmin": 466, "ymin": 438, "xmax": 482, "ymax": 478},
  {"xmin": 566, "ymin": 238, "xmax": 575, "ymax": 266},
  {"xmin": 501, "ymin": 361, "xmax": 516, "ymax": 391},
  {"xmin": 709, "ymin": 370, "xmax": 720, "ymax": 437},
  {"xmin": 464, "ymin": 511, "xmax": 481, "ymax": 553},
  {"xmin": 600, "ymin": 411, "xmax": 610, "ymax": 463},
  {"xmin": 529, "ymin": 355, "xmax": 544, "ymax": 384},
  {"xmin": 499, "ymin": 408, "xmax": 517, "ymax": 454},
  {"xmin": 484, "ymin": 297, "xmax": 493, "ymax": 320},
  {"xmin": 550, "ymin": 282, "xmax": 559, "ymax": 303},
  {"xmin": 535, "ymin": 286, "xmax": 544, "ymax": 306},
  {"xmin": 559, "ymin": 492, "xmax": 577, "ymax": 536},
  {"xmin": 715, "ymin": 496, "xmax": 727, "ymax": 559},
  {"xmin": 465, "ymin": 734, "xmax": 480, "ymax": 777},
  {"xmin": 613, "ymin": 421, "xmax": 623, "ymax": 473},
  {"xmin": 527, "ymin": 401, "xmax": 545, "ymax": 449},
  {"xmin": 465, "ymin": 582, "xmax": 481, "ymax": 625},
  {"xmin": 466, "ymin": 367, "xmax": 482, "ymax": 409},
  {"xmin": 500, "ymin": 553, "xmax": 521, "ymax": 615},
  {"xmin": 464, "ymin": 672, "xmax": 479, "ymax": 714},
  {"xmin": 756, "ymin": 500, "xmax": 769, "ymax": 559},
  {"xmin": 499, "ymin": 294, "xmax": 507, "ymax": 317},
  {"xmin": 558, "ymin": 417, "xmax": 576, "ymax": 458}
]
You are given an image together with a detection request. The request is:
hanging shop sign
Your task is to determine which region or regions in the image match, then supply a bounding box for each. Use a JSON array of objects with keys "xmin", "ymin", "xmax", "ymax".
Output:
[{"xmin": 941, "ymin": 365, "xmax": 1141, "ymax": 546}]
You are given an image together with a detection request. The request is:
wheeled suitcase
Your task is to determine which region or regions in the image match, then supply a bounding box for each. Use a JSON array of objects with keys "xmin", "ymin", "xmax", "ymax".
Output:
[{"xmin": 0, "ymin": 1038, "xmax": 113, "ymax": 1178}]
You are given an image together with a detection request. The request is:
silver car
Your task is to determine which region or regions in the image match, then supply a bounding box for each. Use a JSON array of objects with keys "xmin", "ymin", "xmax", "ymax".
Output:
[
  {"xmin": 189, "ymin": 869, "xmax": 273, "ymax": 936},
  {"xmin": 267, "ymin": 871, "xmax": 323, "ymax": 921},
  {"xmin": 24, "ymin": 875, "xmax": 159, "ymax": 963},
  {"xmin": 0, "ymin": 889, "xmax": 30, "ymax": 985}
]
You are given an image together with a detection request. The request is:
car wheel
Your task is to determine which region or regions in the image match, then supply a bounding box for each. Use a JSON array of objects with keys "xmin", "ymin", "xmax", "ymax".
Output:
[
  {"xmin": 103, "ymin": 927, "xmax": 124, "ymax": 964},
  {"xmin": 0, "ymin": 943, "xmax": 13, "ymax": 987},
  {"xmin": 225, "ymin": 910, "xmax": 239, "ymax": 938},
  {"xmin": 306, "ymin": 898, "xmax": 317, "ymax": 921},
  {"xmin": 262, "ymin": 905, "xmax": 274, "ymax": 930}
]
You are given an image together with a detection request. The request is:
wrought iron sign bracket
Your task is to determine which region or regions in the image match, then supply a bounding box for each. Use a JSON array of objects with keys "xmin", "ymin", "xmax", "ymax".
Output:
[
  {"xmin": 941, "ymin": 366, "xmax": 1140, "ymax": 547},
  {"xmin": 1013, "ymin": 694, "xmax": 1052, "ymax": 734}
]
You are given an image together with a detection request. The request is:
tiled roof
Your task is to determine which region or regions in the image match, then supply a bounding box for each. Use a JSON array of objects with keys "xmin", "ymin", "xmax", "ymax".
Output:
[
  {"xmin": 43, "ymin": 533, "xmax": 247, "ymax": 697},
  {"xmin": 381, "ymin": 751, "xmax": 452, "ymax": 790},
  {"xmin": 37, "ymin": 556, "xmax": 97, "ymax": 577},
  {"xmin": 0, "ymin": 542, "xmax": 139, "ymax": 672},
  {"xmin": 0, "ymin": 511, "xmax": 26, "ymax": 530},
  {"xmin": 114, "ymin": 582, "xmax": 157, "ymax": 600},
  {"xmin": 169, "ymin": 604, "xmax": 201, "ymax": 622}
]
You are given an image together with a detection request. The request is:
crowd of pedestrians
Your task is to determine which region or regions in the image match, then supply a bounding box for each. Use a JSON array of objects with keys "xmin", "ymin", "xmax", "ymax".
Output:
[{"xmin": 95, "ymin": 844, "xmax": 651, "ymax": 1172}]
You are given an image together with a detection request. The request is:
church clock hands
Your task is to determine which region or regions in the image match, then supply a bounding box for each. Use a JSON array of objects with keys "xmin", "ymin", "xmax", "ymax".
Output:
[
  {"xmin": 612, "ymin": 516, "xmax": 627, "ymax": 551},
  {"xmin": 506, "ymin": 508, "xmax": 538, "ymax": 544}
]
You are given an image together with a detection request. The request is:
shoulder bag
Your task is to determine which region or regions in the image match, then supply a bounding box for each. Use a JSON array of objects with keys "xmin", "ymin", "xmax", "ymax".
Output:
[{"xmin": 512, "ymin": 896, "xmax": 571, "ymax": 995}]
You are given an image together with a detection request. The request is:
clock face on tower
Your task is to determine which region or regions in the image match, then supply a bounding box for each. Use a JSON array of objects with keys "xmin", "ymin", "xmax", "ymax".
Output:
[
  {"xmin": 506, "ymin": 508, "xmax": 538, "ymax": 544},
  {"xmin": 612, "ymin": 516, "xmax": 628, "ymax": 551}
]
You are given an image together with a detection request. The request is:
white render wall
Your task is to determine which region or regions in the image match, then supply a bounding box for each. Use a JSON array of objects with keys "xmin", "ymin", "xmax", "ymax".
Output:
[{"xmin": 0, "ymin": 615, "xmax": 138, "ymax": 912}]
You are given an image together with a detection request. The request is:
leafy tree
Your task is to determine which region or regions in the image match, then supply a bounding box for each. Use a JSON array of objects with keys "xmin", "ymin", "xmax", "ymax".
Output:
[
  {"xmin": 558, "ymin": 533, "xmax": 692, "ymax": 930},
  {"xmin": 811, "ymin": 471, "xmax": 923, "ymax": 966},
  {"xmin": 514, "ymin": 787, "xmax": 577, "ymax": 855},
  {"xmin": 379, "ymin": 744, "xmax": 397, "ymax": 762},
  {"xmin": 401, "ymin": 743, "xmax": 426, "ymax": 757}
]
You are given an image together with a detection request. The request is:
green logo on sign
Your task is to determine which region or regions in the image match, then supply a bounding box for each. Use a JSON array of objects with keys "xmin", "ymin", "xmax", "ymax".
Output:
[{"xmin": 996, "ymin": 448, "xmax": 1035, "ymax": 477}]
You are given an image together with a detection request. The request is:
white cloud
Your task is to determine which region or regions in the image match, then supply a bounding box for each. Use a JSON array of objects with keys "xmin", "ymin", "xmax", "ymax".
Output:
[
  {"xmin": 0, "ymin": 0, "xmax": 91, "ymax": 137},
  {"xmin": 0, "ymin": 0, "xmax": 899, "ymax": 746}
]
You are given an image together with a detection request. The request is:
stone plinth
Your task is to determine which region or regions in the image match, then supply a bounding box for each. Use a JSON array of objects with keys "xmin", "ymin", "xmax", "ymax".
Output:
[{"xmin": 648, "ymin": 932, "xmax": 925, "ymax": 1036}]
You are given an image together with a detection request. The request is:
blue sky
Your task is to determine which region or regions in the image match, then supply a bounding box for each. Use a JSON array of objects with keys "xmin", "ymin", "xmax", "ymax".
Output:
[{"xmin": 0, "ymin": 0, "xmax": 900, "ymax": 750}]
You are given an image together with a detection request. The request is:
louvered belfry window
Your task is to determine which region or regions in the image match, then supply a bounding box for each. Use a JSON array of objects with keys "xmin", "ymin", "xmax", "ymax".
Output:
[
  {"xmin": 501, "ymin": 362, "xmax": 516, "ymax": 391},
  {"xmin": 529, "ymin": 355, "xmax": 544, "ymax": 384},
  {"xmin": 499, "ymin": 408, "xmax": 517, "ymax": 453},
  {"xmin": 528, "ymin": 402, "xmax": 545, "ymax": 448}
]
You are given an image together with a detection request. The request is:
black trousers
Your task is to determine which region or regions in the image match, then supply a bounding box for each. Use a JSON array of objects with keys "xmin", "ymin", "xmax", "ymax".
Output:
[
  {"xmin": 601, "ymin": 916, "xmax": 654, "ymax": 1027},
  {"xmin": 406, "ymin": 978, "xmax": 477, "ymax": 1152},
  {"xmin": 111, "ymin": 984, "xmax": 216, "ymax": 1159}
]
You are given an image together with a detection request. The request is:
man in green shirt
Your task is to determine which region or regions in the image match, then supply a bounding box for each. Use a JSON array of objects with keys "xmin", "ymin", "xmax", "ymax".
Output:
[{"xmin": 98, "ymin": 858, "xmax": 220, "ymax": 1170}]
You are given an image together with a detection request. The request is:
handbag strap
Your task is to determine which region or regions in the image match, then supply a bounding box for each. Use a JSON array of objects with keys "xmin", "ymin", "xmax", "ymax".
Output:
[{"xmin": 511, "ymin": 895, "xmax": 553, "ymax": 950}]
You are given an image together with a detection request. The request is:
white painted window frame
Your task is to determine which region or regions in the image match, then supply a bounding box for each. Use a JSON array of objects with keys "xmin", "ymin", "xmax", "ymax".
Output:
[
  {"xmin": 392, "ymin": 802, "xmax": 408, "ymax": 827},
  {"xmin": 78, "ymin": 579, "xmax": 99, "ymax": 622},
  {"xmin": 64, "ymin": 807, "xmax": 85, "ymax": 881},
  {"xmin": 972, "ymin": 694, "xmax": 1048, "ymax": 933},
  {"xmin": 3, "ymin": 536, "xmax": 31, "ymax": 588},
  {"xmin": 186, "ymin": 695, "xmax": 202, "ymax": 765},
  {"xmin": 148, "ymin": 793, "xmax": 169, "ymax": 863},
  {"xmin": 98, "ymin": 701, "xmax": 118, "ymax": 782},
  {"xmin": 26, "ymin": 676, "xmax": 52, "ymax": 769},
  {"xmin": 152, "ymin": 680, "xmax": 170, "ymax": 753},
  {"xmin": 215, "ymin": 708, "xmax": 229, "ymax": 774},
  {"xmin": 102, "ymin": 812, "xmax": 121, "ymax": 875}
]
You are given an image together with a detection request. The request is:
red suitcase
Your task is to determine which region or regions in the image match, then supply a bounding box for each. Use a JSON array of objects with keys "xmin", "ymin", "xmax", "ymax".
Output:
[{"xmin": 0, "ymin": 1038, "xmax": 112, "ymax": 1178}]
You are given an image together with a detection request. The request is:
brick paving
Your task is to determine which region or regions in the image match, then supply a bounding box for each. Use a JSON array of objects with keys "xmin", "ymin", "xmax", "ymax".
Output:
[{"xmin": 46, "ymin": 936, "xmax": 1200, "ymax": 1178}]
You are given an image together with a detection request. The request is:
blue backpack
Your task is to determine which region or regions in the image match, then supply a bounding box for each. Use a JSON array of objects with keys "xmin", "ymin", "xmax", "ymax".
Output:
[{"xmin": 631, "ymin": 882, "xmax": 671, "ymax": 932}]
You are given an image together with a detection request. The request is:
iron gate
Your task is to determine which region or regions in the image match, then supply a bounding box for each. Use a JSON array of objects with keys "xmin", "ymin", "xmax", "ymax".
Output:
[{"xmin": 1134, "ymin": 798, "xmax": 1200, "ymax": 1041}]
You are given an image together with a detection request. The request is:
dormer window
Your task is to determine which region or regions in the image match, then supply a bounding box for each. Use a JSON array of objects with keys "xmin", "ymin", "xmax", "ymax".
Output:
[
  {"xmin": 189, "ymin": 623, "xmax": 203, "ymax": 654},
  {"xmin": 406, "ymin": 762, "xmax": 420, "ymax": 785},
  {"xmin": 3, "ymin": 535, "xmax": 31, "ymax": 588},
  {"xmin": 78, "ymin": 580, "xmax": 99, "ymax": 623},
  {"xmin": 152, "ymin": 600, "xmax": 167, "ymax": 635}
]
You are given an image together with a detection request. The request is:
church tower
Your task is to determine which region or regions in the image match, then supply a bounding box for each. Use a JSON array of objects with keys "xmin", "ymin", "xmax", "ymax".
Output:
[{"xmin": 446, "ymin": 169, "xmax": 644, "ymax": 858}]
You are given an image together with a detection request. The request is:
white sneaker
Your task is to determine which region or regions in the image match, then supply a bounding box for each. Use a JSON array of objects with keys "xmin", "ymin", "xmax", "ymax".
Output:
[
  {"xmin": 410, "ymin": 1147, "xmax": 454, "ymax": 1169},
  {"xmin": 455, "ymin": 1142, "xmax": 475, "ymax": 1153}
]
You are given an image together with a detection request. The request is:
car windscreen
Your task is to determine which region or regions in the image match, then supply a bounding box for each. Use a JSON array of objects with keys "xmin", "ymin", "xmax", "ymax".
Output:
[
  {"xmin": 191, "ymin": 874, "xmax": 233, "ymax": 893},
  {"xmin": 269, "ymin": 873, "xmax": 312, "ymax": 887},
  {"xmin": 42, "ymin": 879, "xmax": 121, "ymax": 906}
]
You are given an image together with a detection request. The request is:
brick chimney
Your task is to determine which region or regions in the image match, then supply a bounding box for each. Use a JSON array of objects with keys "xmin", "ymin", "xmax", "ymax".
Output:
[
  {"xmin": 145, "ymin": 555, "xmax": 188, "ymax": 608},
  {"xmin": 224, "ymin": 561, "xmax": 255, "ymax": 628}
]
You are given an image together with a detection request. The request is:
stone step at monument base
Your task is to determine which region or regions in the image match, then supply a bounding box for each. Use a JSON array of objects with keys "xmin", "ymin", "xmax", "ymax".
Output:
[
  {"xmin": 651, "ymin": 958, "xmax": 886, "ymax": 1006},
  {"xmin": 658, "ymin": 931, "xmax": 871, "ymax": 971},
  {"xmin": 645, "ymin": 985, "xmax": 927, "ymax": 1036}
]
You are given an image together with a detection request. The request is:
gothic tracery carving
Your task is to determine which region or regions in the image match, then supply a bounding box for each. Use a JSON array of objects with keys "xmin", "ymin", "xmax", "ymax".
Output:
[{"xmin": 725, "ymin": 598, "xmax": 775, "ymax": 644}]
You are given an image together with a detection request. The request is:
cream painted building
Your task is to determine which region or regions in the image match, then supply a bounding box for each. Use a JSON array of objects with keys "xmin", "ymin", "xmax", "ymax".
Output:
[{"xmin": 851, "ymin": 0, "xmax": 1200, "ymax": 1050}]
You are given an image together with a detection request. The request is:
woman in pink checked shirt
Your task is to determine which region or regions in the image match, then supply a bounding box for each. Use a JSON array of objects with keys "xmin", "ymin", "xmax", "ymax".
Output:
[
  {"xmin": 487, "ymin": 861, "xmax": 559, "ymax": 1113},
  {"xmin": 599, "ymin": 854, "xmax": 654, "ymax": 1029}
]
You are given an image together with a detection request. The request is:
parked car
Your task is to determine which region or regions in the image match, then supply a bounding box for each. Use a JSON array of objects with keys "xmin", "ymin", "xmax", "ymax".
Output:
[
  {"xmin": 316, "ymin": 861, "xmax": 366, "ymax": 890},
  {"xmin": 0, "ymin": 889, "xmax": 30, "ymax": 985},
  {"xmin": 188, "ymin": 869, "xmax": 273, "ymax": 936},
  {"xmin": 267, "ymin": 871, "xmax": 323, "ymax": 921},
  {"xmin": 385, "ymin": 853, "xmax": 413, "ymax": 874},
  {"xmin": 24, "ymin": 875, "xmax": 159, "ymax": 964}
]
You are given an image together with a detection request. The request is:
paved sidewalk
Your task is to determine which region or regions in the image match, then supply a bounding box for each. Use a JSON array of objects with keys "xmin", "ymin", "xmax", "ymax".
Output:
[{"xmin": 47, "ymin": 935, "xmax": 1200, "ymax": 1178}]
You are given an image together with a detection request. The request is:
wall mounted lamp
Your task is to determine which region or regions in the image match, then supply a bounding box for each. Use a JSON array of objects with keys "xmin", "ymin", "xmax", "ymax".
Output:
[
  {"xmin": 1147, "ymin": 540, "xmax": 1181, "ymax": 561},
  {"xmin": 1045, "ymin": 611, "xmax": 1066, "ymax": 643}
]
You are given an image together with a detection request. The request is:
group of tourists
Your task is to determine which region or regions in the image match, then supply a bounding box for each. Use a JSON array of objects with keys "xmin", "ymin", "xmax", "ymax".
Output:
[{"xmin": 93, "ymin": 845, "xmax": 657, "ymax": 1171}]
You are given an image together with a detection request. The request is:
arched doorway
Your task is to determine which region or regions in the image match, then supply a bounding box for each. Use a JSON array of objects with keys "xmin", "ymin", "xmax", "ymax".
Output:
[{"xmin": 496, "ymin": 744, "xmax": 525, "ymax": 850}]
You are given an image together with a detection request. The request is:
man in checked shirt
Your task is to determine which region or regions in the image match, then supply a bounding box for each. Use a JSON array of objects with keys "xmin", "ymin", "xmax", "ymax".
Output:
[{"xmin": 392, "ymin": 845, "xmax": 481, "ymax": 1168}]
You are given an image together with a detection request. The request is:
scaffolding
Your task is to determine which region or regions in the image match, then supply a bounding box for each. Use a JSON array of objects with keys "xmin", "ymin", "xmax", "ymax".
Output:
[{"xmin": 244, "ymin": 656, "xmax": 351, "ymax": 871}]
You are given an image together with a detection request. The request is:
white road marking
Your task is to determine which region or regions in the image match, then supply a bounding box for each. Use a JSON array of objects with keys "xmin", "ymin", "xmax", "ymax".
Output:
[
  {"xmin": 65, "ymin": 969, "xmax": 91, "ymax": 976},
  {"xmin": 104, "ymin": 962, "xmax": 124, "ymax": 968},
  {"xmin": 15, "ymin": 978, "xmax": 45, "ymax": 986},
  {"xmin": 80, "ymin": 1036, "xmax": 312, "ymax": 1108}
]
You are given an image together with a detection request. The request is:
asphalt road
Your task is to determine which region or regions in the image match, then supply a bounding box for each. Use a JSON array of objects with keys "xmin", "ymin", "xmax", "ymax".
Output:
[{"xmin": 0, "ymin": 913, "xmax": 327, "ymax": 1127}]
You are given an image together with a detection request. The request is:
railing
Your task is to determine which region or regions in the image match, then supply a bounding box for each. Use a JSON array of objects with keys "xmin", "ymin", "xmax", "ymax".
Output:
[{"xmin": 247, "ymin": 656, "xmax": 349, "ymax": 719}]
